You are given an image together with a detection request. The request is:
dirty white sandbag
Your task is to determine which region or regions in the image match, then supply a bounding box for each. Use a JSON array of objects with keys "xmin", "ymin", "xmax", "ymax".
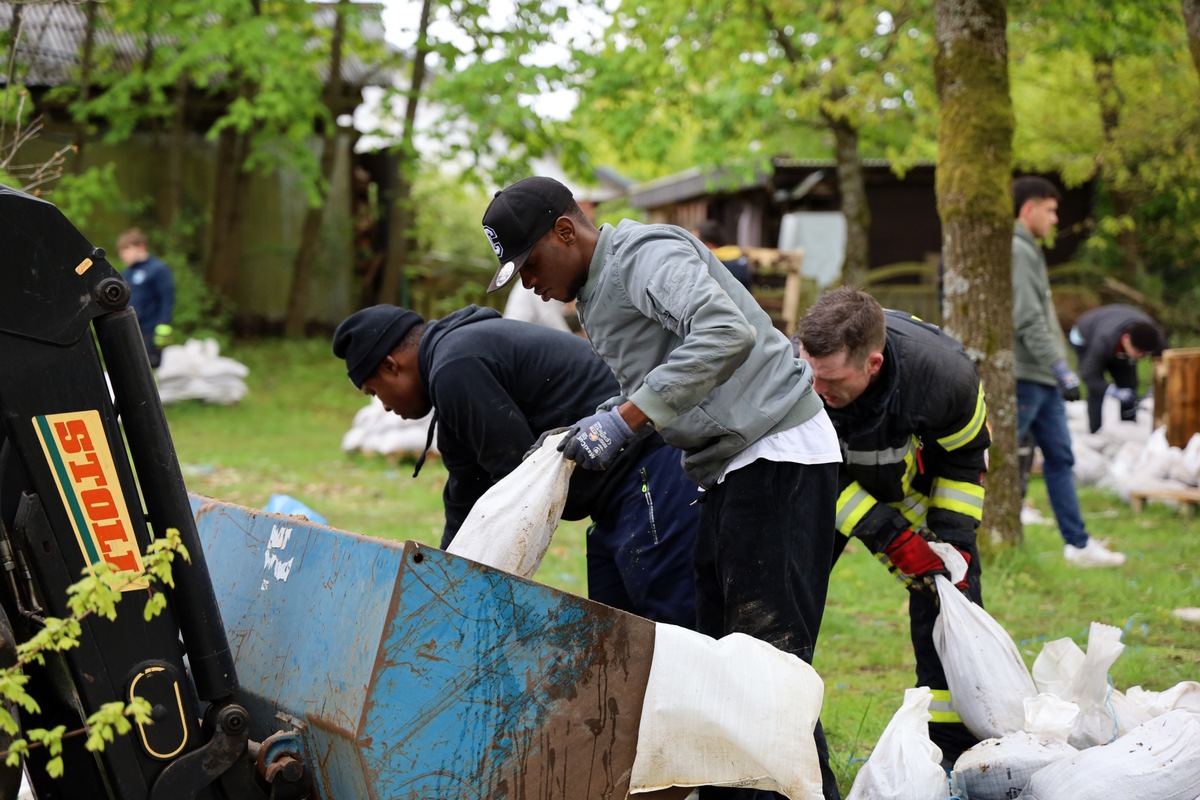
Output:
[
  {"xmin": 630, "ymin": 626, "xmax": 825, "ymax": 800},
  {"xmin": 933, "ymin": 575, "xmax": 1037, "ymax": 740},
  {"xmin": 1020, "ymin": 710, "xmax": 1200, "ymax": 800},
  {"xmin": 446, "ymin": 432, "xmax": 574, "ymax": 578},
  {"xmin": 1125, "ymin": 681, "xmax": 1200, "ymax": 720},
  {"xmin": 846, "ymin": 687, "xmax": 946, "ymax": 800},
  {"xmin": 952, "ymin": 731, "xmax": 1077, "ymax": 800}
]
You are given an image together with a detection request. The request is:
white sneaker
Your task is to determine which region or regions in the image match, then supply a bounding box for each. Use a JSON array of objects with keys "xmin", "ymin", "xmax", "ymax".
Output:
[{"xmin": 1064, "ymin": 539, "xmax": 1126, "ymax": 568}]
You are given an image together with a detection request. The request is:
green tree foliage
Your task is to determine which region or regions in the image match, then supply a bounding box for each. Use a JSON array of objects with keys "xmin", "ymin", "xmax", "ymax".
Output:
[
  {"xmin": 1009, "ymin": 0, "xmax": 1200, "ymax": 319},
  {"xmin": 0, "ymin": 529, "xmax": 187, "ymax": 779},
  {"xmin": 566, "ymin": 0, "xmax": 937, "ymax": 179}
]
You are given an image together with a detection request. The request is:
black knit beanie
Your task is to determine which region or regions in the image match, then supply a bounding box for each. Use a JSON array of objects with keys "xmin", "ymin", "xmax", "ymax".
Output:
[{"xmin": 332, "ymin": 305, "xmax": 424, "ymax": 388}]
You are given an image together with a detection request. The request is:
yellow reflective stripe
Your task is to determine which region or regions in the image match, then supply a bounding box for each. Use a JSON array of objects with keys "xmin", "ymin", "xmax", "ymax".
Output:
[
  {"xmin": 901, "ymin": 436, "xmax": 919, "ymax": 492},
  {"xmin": 836, "ymin": 483, "xmax": 877, "ymax": 535},
  {"xmin": 938, "ymin": 384, "xmax": 987, "ymax": 452},
  {"xmin": 929, "ymin": 688, "xmax": 962, "ymax": 723},
  {"xmin": 887, "ymin": 493, "xmax": 928, "ymax": 526},
  {"xmin": 930, "ymin": 478, "xmax": 985, "ymax": 521}
]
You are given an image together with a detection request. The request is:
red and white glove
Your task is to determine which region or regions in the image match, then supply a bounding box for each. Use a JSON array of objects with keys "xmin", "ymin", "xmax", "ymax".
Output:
[{"xmin": 880, "ymin": 528, "xmax": 969, "ymax": 596}]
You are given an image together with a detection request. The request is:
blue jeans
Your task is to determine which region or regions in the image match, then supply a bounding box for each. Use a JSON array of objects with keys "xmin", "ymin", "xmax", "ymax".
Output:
[
  {"xmin": 588, "ymin": 444, "xmax": 701, "ymax": 628},
  {"xmin": 1016, "ymin": 381, "xmax": 1089, "ymax": 548}
]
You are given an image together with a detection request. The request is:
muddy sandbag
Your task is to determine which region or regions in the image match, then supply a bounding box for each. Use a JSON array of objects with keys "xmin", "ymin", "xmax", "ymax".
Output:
[
  {"xmin": 1020, "ymin": 710, "xmax": 1200, "ymax": 800},
  {"xmin": 952, "ymin": 732, "xmax": 1077, "ymax": 800}
]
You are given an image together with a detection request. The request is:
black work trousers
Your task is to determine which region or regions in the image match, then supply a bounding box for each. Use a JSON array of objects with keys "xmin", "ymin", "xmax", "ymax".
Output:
[{"xmin": 695, "ymin": 458, "xmax": 841, "ymax": 800}]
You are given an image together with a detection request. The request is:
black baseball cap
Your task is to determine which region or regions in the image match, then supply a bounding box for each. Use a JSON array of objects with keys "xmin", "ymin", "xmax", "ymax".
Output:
[{"xmin": 481, "ymin": 177, "xmax": 574, "ymax": 293}]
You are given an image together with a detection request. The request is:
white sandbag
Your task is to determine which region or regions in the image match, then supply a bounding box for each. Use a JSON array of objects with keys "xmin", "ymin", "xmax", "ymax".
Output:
[
  {"xmin": 630, "ymin": 625, "xmax": 826, "ymax": 800},
  {"xmin": 1032, "ymin": 638, "xmax": 1084, "ymax": 698},
  {"xmin": 952, "ymin": 732, "xmax": 1077, "ymax": 800},
  {"xmin": 1125, "ymin": 681, "xmax": 1200, "ymax": 720},
  {"xmin": 1023, "ymin": 693, "xmax": 1078, "ymax": 743},
  {"xmin": 1020, "ymin": 710, "xmax": 1200, "ymax": 800},
  {"xmin": 933, "ymin": 576, "xmax": 1037, "ymax": 740},
  {"xmin": 156, "ymin": 338, "xmax": 250, "ymax": 405},
  {"xmin": 1032, "ymin": 624, "xmax": 1149, "ymax": 748},
  {"xmin": 446, "ymin": 432, "xmax": 574, "ymax": 578},
  {"xmin": 846, "ymin": 687, "xmax": 946, "ymax": 800}
]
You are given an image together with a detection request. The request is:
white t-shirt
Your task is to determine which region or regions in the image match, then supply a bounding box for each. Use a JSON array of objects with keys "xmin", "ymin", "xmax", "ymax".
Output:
[{"xmin": 717, "ymin": 407, "xmax": 842, "ymax": 483}]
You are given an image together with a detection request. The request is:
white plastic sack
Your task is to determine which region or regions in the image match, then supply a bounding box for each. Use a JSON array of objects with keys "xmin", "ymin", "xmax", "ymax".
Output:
[
  {"xmin": 1020, "ymin": 710, "xmax": 1200, "ymax": 799},
  {"xmin": 933, "ymin": 575, "xmax": 1037, "ymax": 740},
  {"xmin": 845, "ymin": 687, "xmax": 946, "ymax": 800},
  {"xmin": 952, "ymin": 732, "xmax": 1077, "ymax": 800},
  {"xmin": 630, "ymin": 625, "xmax": 825, "ymax": 800},
  {"xmin": 1125, "ymin": 680, "xmax": 1200, "ymax": 720},
  {"xmin": 1023, "ymin": 694, "xmax": 1078, "ymax": 743},
  {"xmin": 445, "ymin": 432, "xmax": 574, "ymax": 577},
  {"xmin": 1031, "ymin": 625, "xmax": 1149, "ymax": 748}
]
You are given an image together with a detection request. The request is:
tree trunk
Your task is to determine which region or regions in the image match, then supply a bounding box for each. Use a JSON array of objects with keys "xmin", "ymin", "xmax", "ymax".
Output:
[
  {"xmin": 934, "ymin": 0, "xmax": 1019, "ymax": 547},
  {"xmin": 207, "ymin": 127, "xmax": 251, "ymax": 300},
  {"xmin": 824, "ymin": 109, "xmax": 870, "ymax": 287},
  {"xmin": 377, "ymin": 0, "xmax": 433, "ymax": 307},
  {"xmin": 159, "ymin": 74, "xmax": 188, "ymax": 232},
  {"xmin": 1092, "ymin": 54, "xmax": 1142, "ymax": 284},
  {"xmin": 284, "ymin": 0, "xmax": 349, "ymax": 337},
  {"xmin": 1183, "ymin": 0, "xmax": 1200, "ymax": 90},
  {"xmin": 72, "ymin": 0, "xmax": 99, "ymax": 163}
]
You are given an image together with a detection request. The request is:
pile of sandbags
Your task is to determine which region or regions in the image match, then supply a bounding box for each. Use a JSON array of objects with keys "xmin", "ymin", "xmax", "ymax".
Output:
[
  {"xmin": 1066, "ymin": 396, "xmax": 1200, "ymax": 505},
  {"xmin": 341, "ymin": 397, "xmax": 437, "ymax": 459},
  {"xmin": 933, "ymin": 574, "xmax": 1200, "ymax": 800},
  {"xmin": 155, "ymin": 338, "xmax": 249, "ymax": 405}
]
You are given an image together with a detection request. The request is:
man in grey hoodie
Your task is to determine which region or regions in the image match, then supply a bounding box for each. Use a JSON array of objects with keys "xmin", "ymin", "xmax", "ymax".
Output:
[
  {"xmin": 482, "ymin": 176, "xmax": 842, "ymax": 800},
  {"xmin": 1012, "ymin": 175, "xmax": 1125, "ymax": 568}
]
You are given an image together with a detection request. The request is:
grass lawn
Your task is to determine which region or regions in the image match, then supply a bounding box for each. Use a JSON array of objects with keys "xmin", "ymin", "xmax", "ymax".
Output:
[{"xmin": 166, "ymin": 338, "xmax": 1200, "ymax": 795}]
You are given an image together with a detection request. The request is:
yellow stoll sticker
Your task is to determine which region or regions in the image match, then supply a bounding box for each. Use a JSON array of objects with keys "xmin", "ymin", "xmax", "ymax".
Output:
[{"xmin": 34, "ymin": 410, "xmax": 147, "ymax": 590}]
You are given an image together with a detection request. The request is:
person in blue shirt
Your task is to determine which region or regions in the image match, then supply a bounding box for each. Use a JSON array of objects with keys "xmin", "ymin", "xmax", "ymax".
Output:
[{"xmin": 117, "ymin": 228, "xmax": 175, "ymax": 368}]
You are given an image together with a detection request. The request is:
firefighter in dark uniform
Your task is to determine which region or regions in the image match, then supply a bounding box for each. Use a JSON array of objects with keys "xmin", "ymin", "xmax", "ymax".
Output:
[{"xmin": 794, "ymin": 287, "xmax": 988, "ymax": 766}]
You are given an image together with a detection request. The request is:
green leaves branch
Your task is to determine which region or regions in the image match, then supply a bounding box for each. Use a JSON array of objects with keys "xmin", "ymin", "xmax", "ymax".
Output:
[{"xmin": 0, "ymin": 528, "xmax": 189, "ymax": 779}]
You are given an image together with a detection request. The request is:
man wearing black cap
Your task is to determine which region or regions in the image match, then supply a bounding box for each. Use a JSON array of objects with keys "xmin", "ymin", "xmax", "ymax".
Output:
[
  {"xmin": 481, "ymin": 177, "xmax": 843, "ymax": 800},
  {"xmin": 331, "ymin": 303, "xmax": 701, "ymax": 628}
]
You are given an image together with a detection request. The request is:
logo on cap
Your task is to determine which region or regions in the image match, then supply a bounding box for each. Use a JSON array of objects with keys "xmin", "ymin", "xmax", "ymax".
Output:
[
  {"xmin": 496, "ymin": 262, "xmax": 516, "ymax": 287},
  {"xmin": 483, "ymin": 225, "xmax": 503, "ymax": 258}
]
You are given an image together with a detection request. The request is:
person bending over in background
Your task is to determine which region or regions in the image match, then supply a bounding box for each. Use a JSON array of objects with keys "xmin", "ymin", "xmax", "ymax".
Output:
[
  {"xmin": 332, "ymin": 303, "xmax": 700, "ymax": 628},
  {"xmin": 794, "ymin": 287, "xmax": 987, "ymax": 767},
  {"xmin": 481, "ymin": 176, "xmax": 842, "ymax": 800},
  {"xmin": 1070, "ymin": 304, "xmax": 1167, "ymax": 433},
  {"xmin": 1011, "ymin": 175, "xmax": 1125, "ymax": 568}
]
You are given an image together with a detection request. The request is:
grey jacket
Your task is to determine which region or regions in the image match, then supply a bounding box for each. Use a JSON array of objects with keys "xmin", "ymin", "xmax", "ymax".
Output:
[
  {"xmin": 1012, "ymin": 222, "xmax": 1068, "ymax": 386},
  {"xmin": 577, "ymin": 220, "xmax": 825, "ymax": 488}
]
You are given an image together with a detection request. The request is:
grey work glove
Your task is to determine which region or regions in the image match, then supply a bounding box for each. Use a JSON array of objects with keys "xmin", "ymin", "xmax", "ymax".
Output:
[
  {"xmin": 559, "ymin": 408, "xmax": 634, "ymax": 470},
  {"xmin": 1051, "ymin": 360, "xmax": 1082, "ymax": 402},
  {"xmin": 523, "ymin": 427, "xmax": 570, "ymax": 461}
]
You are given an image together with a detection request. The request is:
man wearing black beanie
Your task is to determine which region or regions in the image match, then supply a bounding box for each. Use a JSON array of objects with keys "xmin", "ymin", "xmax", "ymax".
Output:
[{"xmin": 333, "ymin": 303, "xmax": 701, "ymax": 628}]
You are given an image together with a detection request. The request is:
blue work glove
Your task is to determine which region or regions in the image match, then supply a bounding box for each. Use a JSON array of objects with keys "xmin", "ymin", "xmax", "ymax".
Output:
[
  {"xmin": 559, "ymin": 408, "xmax": 634, "ymax": 470},
  {"xmin": 1105, "ymin": 385, "xmax": 1139, "ymax": 420},
  {"xmin": 1051, "ymin": 360, "xmax": 1082, "ymax": 402}
]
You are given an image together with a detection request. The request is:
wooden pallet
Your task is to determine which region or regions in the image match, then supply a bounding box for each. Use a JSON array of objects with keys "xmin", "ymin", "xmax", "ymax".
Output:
[{"xmin": 1129, "ymin": 487, "xmax": 1200, "ymax": 518}]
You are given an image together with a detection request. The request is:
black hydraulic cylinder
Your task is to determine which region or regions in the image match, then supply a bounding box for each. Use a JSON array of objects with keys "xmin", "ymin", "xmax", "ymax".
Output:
[{"xmin": 94, "ymin": 309, "xmax": 238, "ymax": 702}]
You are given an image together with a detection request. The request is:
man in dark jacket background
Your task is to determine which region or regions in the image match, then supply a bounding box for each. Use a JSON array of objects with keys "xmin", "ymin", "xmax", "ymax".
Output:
[
  {"xmin": 332, "ymin": 303, "xmax": 700, "ymax": 628},
  {"xmin": 794, "ymin": 287, "xmax": 987, "ymax": 766},
  {"xmin": 1070, "ymin": 304, "xmax": 1168, "ymax": 433}
]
